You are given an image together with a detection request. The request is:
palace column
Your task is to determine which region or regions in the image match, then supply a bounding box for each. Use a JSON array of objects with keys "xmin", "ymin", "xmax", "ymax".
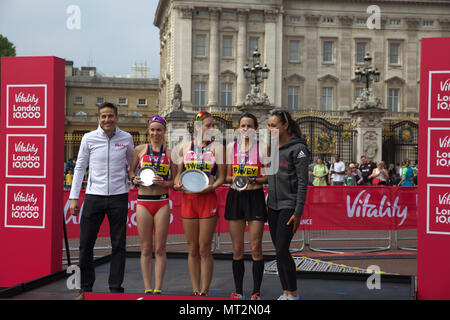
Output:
[
  {"xmin": 236, "ymin": 9, "xmax": 248, "ymax": 107},
  {"xmin": 207, "ymin": 8, "xmax": 220, "ymax": 107}
]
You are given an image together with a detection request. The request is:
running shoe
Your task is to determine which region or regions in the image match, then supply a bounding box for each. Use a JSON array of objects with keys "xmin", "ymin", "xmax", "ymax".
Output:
[
  {"xmin": 231, "ymin": 292, "xmax": 244, "ymax": 300},
  {"xmin": 153, "ymin": 289, "xmax": 162, "ymax": 295},
  {"xmin": 277, "ymin": 294, "xmax": 288, "ymax": 300},
  {"xmin": 286, "ymin": 295, "xmax": 298, "ymax": 300},
  {"xmin": 144, "ymin": 289, "xmax": 153, "ymax": 295},
  {"xmin": 251, "ymin": 292, "xmax": 261, "ymax": 300}
]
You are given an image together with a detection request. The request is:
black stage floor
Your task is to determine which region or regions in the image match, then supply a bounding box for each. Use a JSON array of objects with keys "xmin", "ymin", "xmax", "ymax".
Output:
[{"xmin": 1, "ymin": 252, "xmax": 414, "ymax": 300}]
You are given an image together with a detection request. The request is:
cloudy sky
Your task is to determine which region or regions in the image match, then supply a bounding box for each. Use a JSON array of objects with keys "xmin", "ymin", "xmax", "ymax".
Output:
[{"xmin": 0, "ymin": 0, "xmax": 160, "ymax": 77}]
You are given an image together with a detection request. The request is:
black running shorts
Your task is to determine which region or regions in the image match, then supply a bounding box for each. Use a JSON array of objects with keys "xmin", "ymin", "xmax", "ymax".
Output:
[{"xmin": 225, "ymin": 188, "xmax": 267, "ymax": 222}]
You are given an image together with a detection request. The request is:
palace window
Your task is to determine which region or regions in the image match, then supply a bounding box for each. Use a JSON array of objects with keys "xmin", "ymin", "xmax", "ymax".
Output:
[
  {"xmin": 322, "ymin": 41, "xmax": 333, "ymax": 63},
  {"xmin": 194, "ymin": 82, "xmax": 206, "ymax": 106},
  {"xmin": 388, "ymin": 88, "xmax": 399, "ymax": 112},
  {"xmin": 221, "ymin": 83, "xmax": 233, "ymax": 106},
  {"xmin": 321, "ymin": 87, "xmax": 333, "ymax": 111},
  {"xmin": 195, "ymin": 34, "xmax": 207, "ymax": 57},
  {"xmin": 289, "ymin": 40, "xmax": 300, "ymax": 62},
  {"xmin": 288, "ymin": 86, "xmax": 300, "ymax": 110},
  {"xmin": 222, "ymin": 35, "xmax": 233, "ymax": 58}
]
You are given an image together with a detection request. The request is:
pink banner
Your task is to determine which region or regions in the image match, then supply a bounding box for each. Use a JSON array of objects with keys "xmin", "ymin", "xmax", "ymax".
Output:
[
  {"xmin": 63, "ymin": 186, "xmax": 417, "ymax": 239},
  {"xmin": 417, "ymin": 37, "xmax": 450, "ymax": 300},
  {"xmin": 0, "ymin": 56, "xmax": 65, "ymax": 287}
]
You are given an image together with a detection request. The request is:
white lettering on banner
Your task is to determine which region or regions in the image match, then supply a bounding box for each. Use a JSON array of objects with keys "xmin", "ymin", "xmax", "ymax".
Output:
[
  {"xmin": 438, "ymin": 193, "xmax": 450, "ymax": 205},
  {"xmin": 14, "ymin": 142, "xmax": 38, "ymax": 155},
  {"xmin": 11, "ymin": 192, "xmax": 40, "ymax": 219},
  {"xmin": 439, "ymin": 136, "xmax": 450, "ymax": 148},
  {"xmin": 300, "ymin": 219, "xmax": 312, "ymax": 225},
  {"xmin": 441, "ymin": 79, "xmax": 450, "ymax": 91},
  {"xmin": 14, "ymin": 92, "xmax": 39, "ymax": 105},
  {"xmin": 437, "ymin": 94, "xmax": 450, "ymax": 110},
  {"xmin": 346, "ymin": 190, "xmax": 408, "ymax": 226},
  {"xmin": 13, "ymin": 191, "xmax": 38, "ymax": 205},
  {"xmin": 434, "ymin": 192, "xmax": 450, "ymax": 225}
]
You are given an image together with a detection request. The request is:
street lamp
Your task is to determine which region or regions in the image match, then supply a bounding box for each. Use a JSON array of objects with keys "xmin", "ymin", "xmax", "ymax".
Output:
[
  {"xmin": 355, "ymin": 53, "xmax": 380, "ymax": 91},
  {"xmin": 244, "ymin": 47, "xmax": 270, "ymax": 93}
]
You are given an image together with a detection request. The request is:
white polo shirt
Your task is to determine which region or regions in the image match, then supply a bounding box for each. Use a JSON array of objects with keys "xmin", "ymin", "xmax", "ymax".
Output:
[
  {"xmin": 69, "ymin": 125, "xmax": 134, "ymax": 199},
  {"xmin": 331, "ymin": 160, "xmax": 346, "ymax": 182}
]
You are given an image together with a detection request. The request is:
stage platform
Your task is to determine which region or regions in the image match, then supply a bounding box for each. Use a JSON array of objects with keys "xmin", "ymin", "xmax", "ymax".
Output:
[{"xmin": 1, "ymin": 252, "xmax": 415, "ymax": 300}]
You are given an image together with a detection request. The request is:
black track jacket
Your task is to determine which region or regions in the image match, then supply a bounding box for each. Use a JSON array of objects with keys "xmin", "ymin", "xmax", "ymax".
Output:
[{"xmin": 267, "ymin": 135, "xmax": 309, "ymax": 218}]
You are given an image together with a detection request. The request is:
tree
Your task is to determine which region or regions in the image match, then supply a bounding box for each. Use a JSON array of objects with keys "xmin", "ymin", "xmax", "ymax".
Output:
[{"xmin": 0, "ymin": 34, "xmax": 16, "ymax": 57}]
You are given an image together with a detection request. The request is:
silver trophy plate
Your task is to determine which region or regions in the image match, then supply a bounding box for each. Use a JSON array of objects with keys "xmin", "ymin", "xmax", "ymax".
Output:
[
  {"xmin": 233, "ymin": 176, "xmax": 249, "ymax": 191},
  {"xmin": 180, "ymin": 169, "xmax": 209, "ymax": 193},
  {"xmin": 138, "ymin": 167, "xmax": 157, "ymax": 186}
]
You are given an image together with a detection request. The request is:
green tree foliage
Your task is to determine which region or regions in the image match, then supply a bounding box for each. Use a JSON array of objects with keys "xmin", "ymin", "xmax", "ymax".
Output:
[{"xmin": 0, "ymin": 34, "xmax": 16, "ymax": 57}]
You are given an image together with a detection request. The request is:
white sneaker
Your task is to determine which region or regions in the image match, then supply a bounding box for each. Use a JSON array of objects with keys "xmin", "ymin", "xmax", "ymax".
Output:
[
  {"xmin": 277, "ymin": 294, "xmax": 288, "ymax": 300},
  {"xmin": 286, "ymin": 295, "xmax": 298, "ymax": 300}
]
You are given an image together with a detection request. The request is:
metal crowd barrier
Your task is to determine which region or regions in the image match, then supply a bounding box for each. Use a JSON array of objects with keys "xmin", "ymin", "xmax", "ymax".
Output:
[
  {"xmin": 307, "ymin": 229, "xmax": 393, "ymax": 254},
  {"xmin": 215, "ymin": 229, "xmax": 305, "ymax": 254},
  {"xmin": 394, "ymin": 230, "xmax": 417, "ymax": 251}
]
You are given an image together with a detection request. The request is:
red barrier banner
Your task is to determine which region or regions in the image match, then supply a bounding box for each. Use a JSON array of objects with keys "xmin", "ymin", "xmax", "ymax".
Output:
[
  {"xmin": 418, "ymin": 37, "xmax": 450, "ymax": 300},
  {"xmin": 303, "ymin": 186, "xmax": 417, "ymax": 230},
  {"xmin": 63, "ymin": 186, "xmax": 417, "ymax": 239},
  {"xmin": 0, "ymin": 57, "xmax": 65, "ymax": 287}
]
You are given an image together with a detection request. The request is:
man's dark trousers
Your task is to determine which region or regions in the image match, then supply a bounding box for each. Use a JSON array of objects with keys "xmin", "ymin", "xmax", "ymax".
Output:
[{"xmin": 79, "ymin": 193, "xmax": 128, "ymax": 292}]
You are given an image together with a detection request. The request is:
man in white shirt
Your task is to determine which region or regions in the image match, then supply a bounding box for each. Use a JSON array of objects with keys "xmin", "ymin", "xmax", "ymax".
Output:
[
  {"xmin": 69, "ymin": 102, "xmax": 134, "ymax": 298},
  {"xmin": 329, "ymin": 154, "xmax": 346, "ymax": 186}
]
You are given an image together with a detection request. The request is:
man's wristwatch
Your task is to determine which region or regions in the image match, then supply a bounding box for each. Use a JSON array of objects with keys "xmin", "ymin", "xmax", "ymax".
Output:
[{"xmin": 250, "ymin": 177, "xmax": 257, "ymax": 184}]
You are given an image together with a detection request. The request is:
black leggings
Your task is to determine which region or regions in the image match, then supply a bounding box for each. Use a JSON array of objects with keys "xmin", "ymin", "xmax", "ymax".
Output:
[{"xmin": 268, "ymin": 208, "xmax": 297, "ymax": 292}]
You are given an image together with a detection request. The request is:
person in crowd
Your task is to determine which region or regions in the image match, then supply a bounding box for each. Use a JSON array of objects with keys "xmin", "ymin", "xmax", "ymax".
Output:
[
  {"xmin": 398, "ymin": 159, "xmax": 415, "ymax": 186},
  {"xmin": 69, "ymin": 102, "xmax": 134, "ymax": 300},
  {"xmin": 308, "ymin": 160, "xmax": 316, "ymax": 186},
  {"xmin": 224, "ymin": 113, "xmax": 267, "ymax": 301},
  {"xmin": 359, "ymin": 155, "xmax": 377, "ymax": 185},
  {"xmin": 345, "ymin": 163, "xmax": 362, "ymax": 186},
  {"xmin": 412, "ymin": 162, "xmax": 418, "ymax": 185},
  {"xmin": 173, "ymin": 111, "xmax": 226, "ymax": 296},
  {"xmin": 267, "ymin": 109, "xmax": 309, "ymax": 300},
  {"xmin": 329, "ymin": 154, "xmax": 346, "ymax": 185},
  {"xmin": 312, "ymin": 157, "xmax": 328, "ymax": 186},
  {"xmin": 65, "ymin": 169, "xmax": 73, "ymax": 190},
  {"xmin": 369, "ymin": 161, "xmax": 389, "ymax": 185},
  {"xmin": 388, "ymin": 163, "xmax": 397, "ymax": 186},
  {"xmin": 128, "ymin": 116, "xmax": 176, "ymax": 295}
]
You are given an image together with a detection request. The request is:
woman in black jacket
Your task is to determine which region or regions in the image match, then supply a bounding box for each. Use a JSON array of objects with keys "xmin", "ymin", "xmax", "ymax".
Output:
[{"xmin": 267, "ymin": 109, "xmax": 309, "ymax": 300}]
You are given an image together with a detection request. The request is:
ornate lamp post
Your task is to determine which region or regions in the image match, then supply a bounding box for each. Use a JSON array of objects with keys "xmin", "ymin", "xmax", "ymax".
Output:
[
  {"xmin": 355, "ymin": 53, "xmax": 380, "ymax": 91},
  {"xmin": 243, "ymin": 48, "xmax": 270, "ymax": 95},
  {"xmin": 239, "ymin": 47, "xmax": 272, "ymax": 129},
  {"xmin": 350, "ymin": 52, "xmax": 385, "ymax": 165}
]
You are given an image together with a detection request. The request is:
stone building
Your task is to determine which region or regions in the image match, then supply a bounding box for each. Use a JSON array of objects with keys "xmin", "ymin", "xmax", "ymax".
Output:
[
  {"xmin": 64, "ymin": 61, "xmax": 159, "ymax": 160},
  {"xmin": 154, "ymin": 0, "xmax": 450, "ymax": 165}
]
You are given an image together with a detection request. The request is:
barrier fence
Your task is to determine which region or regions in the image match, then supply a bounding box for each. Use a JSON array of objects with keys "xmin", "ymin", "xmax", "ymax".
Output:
[{"xmin": 62, "ymin": 186, "xmax": 417, "ymax": 263}]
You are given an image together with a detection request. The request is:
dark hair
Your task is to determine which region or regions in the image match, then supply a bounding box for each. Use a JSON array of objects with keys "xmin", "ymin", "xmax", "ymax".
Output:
[
  {"xmin": 239, "ymin": 112, "xmax": 258, "ymax": 129},
  {"xmin": 98, "ymin": 102, "xmax": 118, "ymax": 115},
  {"xmin": 270, "ymin": 109, "xmax": 302, "ymax": 137}
]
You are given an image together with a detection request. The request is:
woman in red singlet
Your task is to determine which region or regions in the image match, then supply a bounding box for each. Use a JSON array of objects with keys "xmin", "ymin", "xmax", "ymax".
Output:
[
  {"xmin": 225, "ymin": 113, "xmax": 268, "ymax": 300},
  {"xmin": 174, "ymin": 111, "xmax": 226, "ymax": 296},
  {"xmin": 128, "ymin": 116, "xmax": 176, "ymax": 295}
]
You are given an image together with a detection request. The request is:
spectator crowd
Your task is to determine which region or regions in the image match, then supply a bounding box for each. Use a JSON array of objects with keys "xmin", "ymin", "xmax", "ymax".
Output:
[{"xmin": 310, "ymin": 154, "xmax": 417, "ymax": 187}]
